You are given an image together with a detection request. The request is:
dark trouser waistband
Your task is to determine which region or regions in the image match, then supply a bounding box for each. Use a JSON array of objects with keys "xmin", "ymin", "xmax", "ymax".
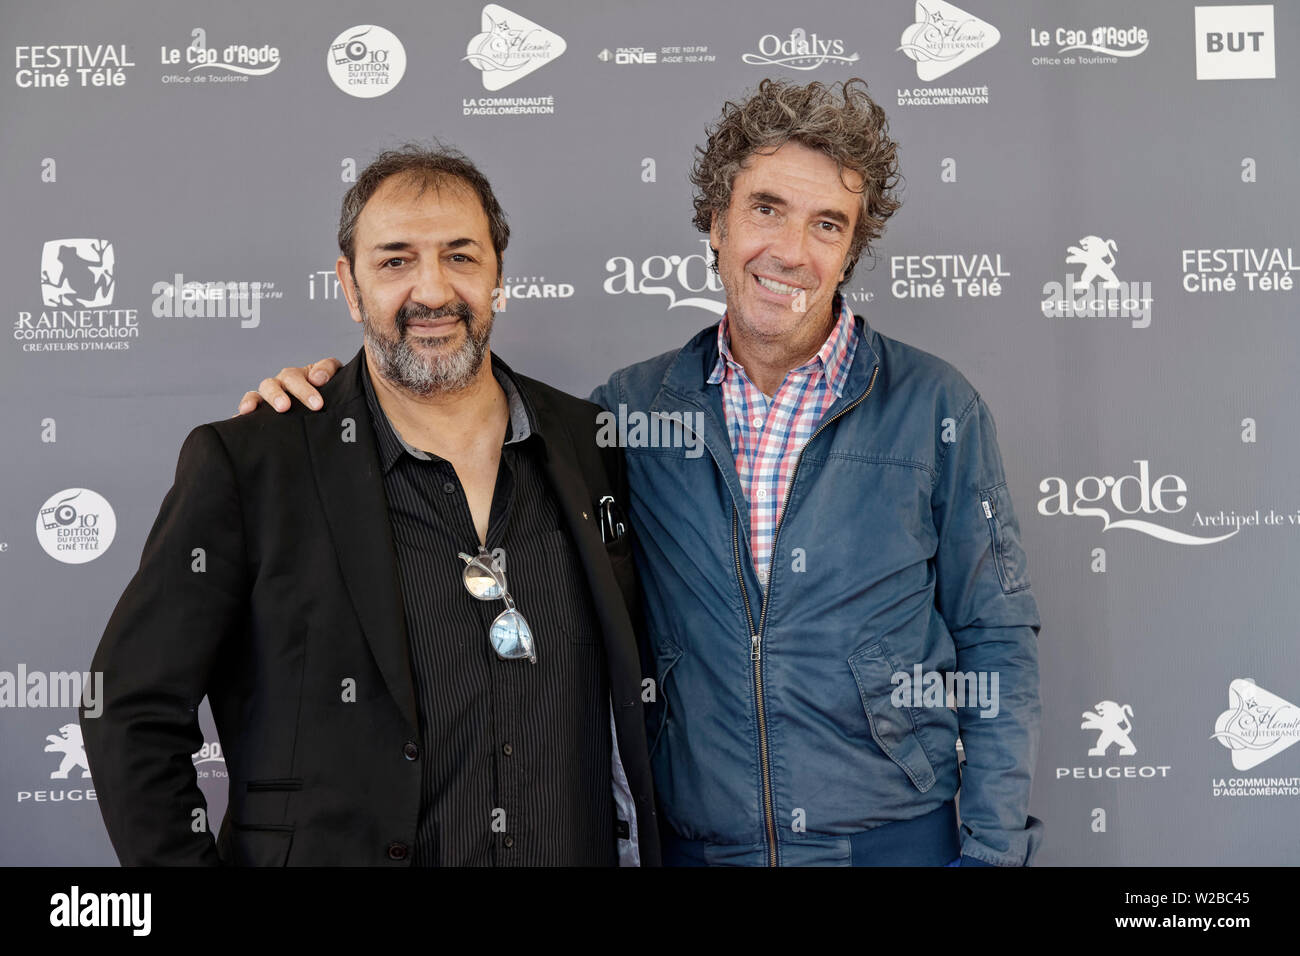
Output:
[{"xmin": 663, "ymin": 800, "xmax": 960, "ymax": 866}]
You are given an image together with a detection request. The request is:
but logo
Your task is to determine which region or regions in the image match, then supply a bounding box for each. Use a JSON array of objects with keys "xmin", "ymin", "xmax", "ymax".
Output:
[{"xmin": 1195, "ymin": 5, "xmax": 1275, "ymax": 80}]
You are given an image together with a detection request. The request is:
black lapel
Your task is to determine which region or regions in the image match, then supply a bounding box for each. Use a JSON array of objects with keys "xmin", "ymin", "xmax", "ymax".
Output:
[
  {"xmin": 526, "ymin": 389, "xmax": 633, "ymax": 668},
  {"xmin": 303, "ymin": 350, "xmax": 418, "ymax": 732}
]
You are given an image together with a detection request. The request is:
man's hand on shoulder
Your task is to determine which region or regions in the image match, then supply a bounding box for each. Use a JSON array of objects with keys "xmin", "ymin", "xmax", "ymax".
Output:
[{"xmin": 235, "ymin": 358, "xmax": 342, "ymax": 416}]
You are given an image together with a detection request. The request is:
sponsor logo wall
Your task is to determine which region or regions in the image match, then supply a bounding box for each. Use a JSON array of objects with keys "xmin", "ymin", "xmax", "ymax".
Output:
[{"xmin": 1, "ymin": 0, "xmax": 1296, "ymax": 865}]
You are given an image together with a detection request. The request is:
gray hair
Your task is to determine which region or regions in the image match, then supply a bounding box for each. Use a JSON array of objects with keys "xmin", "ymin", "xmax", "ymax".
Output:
[{"xmin": 690, "ymin": 78, "xmax": 902, "ymax": 284}]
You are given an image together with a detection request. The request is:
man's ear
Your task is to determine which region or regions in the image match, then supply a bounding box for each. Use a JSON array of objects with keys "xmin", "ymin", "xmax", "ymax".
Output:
[
  {"xmin": 336, "ymin": 257, "xmax": 362, "ymax": 324},
  {"xmin": 708, "ymin": 210, "xmax": 721, "ymax": 250}
]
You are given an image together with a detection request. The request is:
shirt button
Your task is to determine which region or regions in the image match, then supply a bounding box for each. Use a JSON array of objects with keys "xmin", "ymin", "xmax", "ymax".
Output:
[
  {"xmin": 503, "ymin": 836, "xmax": 515, "ymax": 848},
  {"xmin": 442, "ymin": 480, "xmax": 456, "ymax": 494},
  {"xmin": 387, "ymin": 842, "xmax": 409, "ymax": 861},
  {"xmin": 756, "ymin": 488, "xmax": 767, "ymax": 500},
  {"xmin": 502, "ymin": 743, "xmax": 513, "ymax": 756},
  {"xmin": 402, "ymin": 741, "xmax": 419, "ymax": 761},
  {"xmin": 752, "ymin": 416, "xmax": 764, "ymax": 429}
]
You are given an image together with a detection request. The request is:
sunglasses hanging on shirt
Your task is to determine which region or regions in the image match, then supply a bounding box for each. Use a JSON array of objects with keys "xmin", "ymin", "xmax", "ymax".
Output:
[{"xmin": 458, "ymin": 547, "xmax": 536, "ymax": 664}]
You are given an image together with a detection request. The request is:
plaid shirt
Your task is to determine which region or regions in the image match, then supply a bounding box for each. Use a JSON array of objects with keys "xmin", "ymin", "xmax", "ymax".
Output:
[{"xmin": 707, "ymin": 297, "xmax": 859, "ymax": 589}]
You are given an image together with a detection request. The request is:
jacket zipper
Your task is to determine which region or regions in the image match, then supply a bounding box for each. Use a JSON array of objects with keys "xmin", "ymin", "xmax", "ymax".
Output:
[{"xmin": 732, "ymin": 362, "xmax": 880, "ymax": 867}]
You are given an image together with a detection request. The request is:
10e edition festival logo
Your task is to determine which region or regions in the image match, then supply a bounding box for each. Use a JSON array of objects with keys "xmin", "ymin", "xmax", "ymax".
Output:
[
  {"xmin": 36, "ymin": 489, "xmax": 116, "ymax": 564},
  {"xmin": 327, "ymin": 25, "xmax": 406, "ymax": 98}
]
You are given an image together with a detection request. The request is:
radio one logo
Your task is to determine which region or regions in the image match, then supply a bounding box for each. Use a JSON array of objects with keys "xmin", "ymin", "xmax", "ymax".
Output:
[
  {"xmin": 464, "ymin": 5, "xmax": 565, "ymax": 91},
  {"xmin": 741, "ymin": 28, "xmax": 859, "ymax": 70},
  {"xmin": 898, "ymin": 1, "xmax": 1000, "ymax": 80},
  {"xmin": 327, "ymin": 25, "xmax": 406, "ymax": 98},
  {"xmin": 36, "ymin": 489, "xmax": 116, "ymax": 564},
  {"xmin": 1195, "ymin": 5, "xmax": 1274, "ymax": 80}
]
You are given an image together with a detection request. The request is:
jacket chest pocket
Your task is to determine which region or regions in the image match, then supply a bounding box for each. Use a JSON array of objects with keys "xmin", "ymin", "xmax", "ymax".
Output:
[{"xmin": 848, "ymin": 639, "xmax": 937, "ymax": 793}]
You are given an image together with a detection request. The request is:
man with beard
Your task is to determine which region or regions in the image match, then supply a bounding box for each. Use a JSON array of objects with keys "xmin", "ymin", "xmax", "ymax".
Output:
[
  {"xmin": 238, "ymin": 79, "xmax": 1044, "ymax": 868},
  {"xmin": 81, "ymin": 146, "xmax": 658, "ymax": 867}
]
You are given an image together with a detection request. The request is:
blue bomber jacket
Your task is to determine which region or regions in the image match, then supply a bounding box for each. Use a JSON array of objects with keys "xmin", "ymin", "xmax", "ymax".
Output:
[{"xmin": 590, "ymin": 309, "xmax": 1044, "ymax": 866}]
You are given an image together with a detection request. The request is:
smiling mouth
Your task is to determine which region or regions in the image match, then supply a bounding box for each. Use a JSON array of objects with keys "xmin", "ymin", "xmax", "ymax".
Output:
[
  {"xmin": 753, "ymin": 274, "xmax": 806, "ymax": 296},
  {"xmin": 404, "ymin": 316, "xmax": 464, "ymax": 337}
]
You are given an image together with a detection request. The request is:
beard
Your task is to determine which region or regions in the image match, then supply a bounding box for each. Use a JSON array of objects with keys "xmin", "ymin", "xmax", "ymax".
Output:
[{"xmin": 359, "ymin": 290, "xmax": 493, "ymax": 396}]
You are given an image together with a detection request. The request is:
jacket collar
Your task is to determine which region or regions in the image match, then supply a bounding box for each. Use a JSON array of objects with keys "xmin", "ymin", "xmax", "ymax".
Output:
[
  {"xmin": 649, "ymin": 296, "xmax": 883, "ymax": 530},
  {"xmin": 660, "ymin": 294, "xmax": 882, "ymax": 411},
  {"xmin": 361, "ymin": 350, "xmax": 542, "ymax": 473},
  {"xmin": 304, "ymin": 346, "xmax": 624, "ymax": 736}
]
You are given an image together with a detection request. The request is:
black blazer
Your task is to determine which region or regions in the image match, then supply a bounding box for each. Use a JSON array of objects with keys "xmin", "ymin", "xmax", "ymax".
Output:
[{"xmin": 81, "ymin": 348, "xmax": 660, "ymax": 866}]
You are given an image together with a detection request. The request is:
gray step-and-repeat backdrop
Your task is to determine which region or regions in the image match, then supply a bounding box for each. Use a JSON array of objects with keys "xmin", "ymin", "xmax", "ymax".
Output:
[{"xmin": 2, "ymin": 0, "xmax": 1296, "ymax": 866}]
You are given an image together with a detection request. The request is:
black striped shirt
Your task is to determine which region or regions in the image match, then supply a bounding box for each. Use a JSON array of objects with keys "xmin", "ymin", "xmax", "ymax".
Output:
[{"xmin": 361, "ymin": 356, "xmax": 616, "ymax": 866}]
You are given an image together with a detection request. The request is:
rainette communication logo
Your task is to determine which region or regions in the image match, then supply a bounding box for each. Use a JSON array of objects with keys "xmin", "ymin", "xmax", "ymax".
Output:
[
  {"xmin": 36, "ymin": 489, "xmax": 116, "ymax": 564},
  {"xmin": 464, "ymin": 5, "xmax": 565, "ymax": 92},
  {"xmin": 1041, "ymin": 235, "xmax": 1153, "ymax": 329},
  {"xmin": 742, "ymin": 28, "xmax": 859, "ymax": 70},
  {"xmin": 160, "ymin": 27, "xmax": 280, "ymax": 85},
  {"xmin": 897, "ymin": 0, "xmax": 999, "ymax": 106},
  {"xmin": 327, "ymin": 25, "xmax": 406, "ymax": 98},
  {"xmin": 1195, "ymin": 5, "xmax": 1274, "ymax": 80},
  {"xmin": 15, "ymin": 240, "xmax": 139, "ymax": 353},
  {"xmin": 41, "ymin": 239, "xmax": 113, "ymax": 308},
  {"xmin": 603, "ymin": 239, "xmax": 724, "ymax": 315}
]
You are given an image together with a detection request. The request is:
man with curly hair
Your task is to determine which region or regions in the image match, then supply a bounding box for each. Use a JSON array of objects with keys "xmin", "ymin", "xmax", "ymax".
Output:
[{"xmin": 240, "ymin": 78, "xmax": 1043, "ymax": 867}]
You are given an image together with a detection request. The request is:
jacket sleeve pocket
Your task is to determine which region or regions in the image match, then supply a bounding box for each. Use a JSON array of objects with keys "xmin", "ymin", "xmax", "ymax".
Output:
[
  {"xmin": 978, "ymin": 482, "xmax": 1031, "ymax": 594},
  {"xmin": 848, "ymin": 640, "xmax": 937, "ymax": 793}
]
